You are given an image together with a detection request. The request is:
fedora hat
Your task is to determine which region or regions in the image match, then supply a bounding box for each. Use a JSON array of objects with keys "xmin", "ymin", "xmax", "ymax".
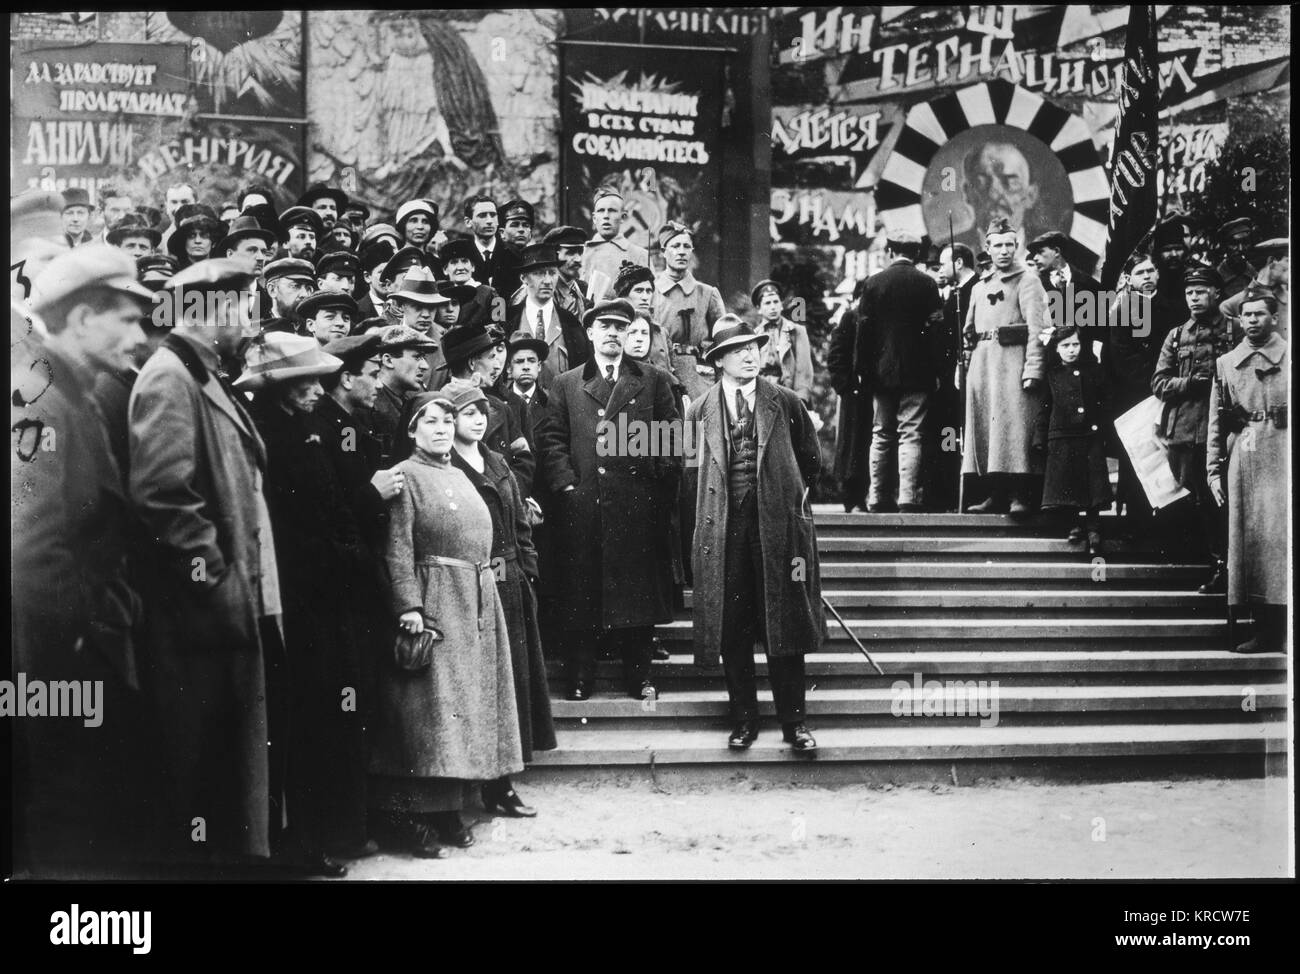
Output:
[
  {"xmin": 106, "ymin": 212, "xmax": 162, "ymax": 248},
  {"xmin": 218, "ymin": 214, "xmax": 277, "ymax": 254},
  {"xmin": 235, "ymin": 331, "xmax": 343, "ymax": 389},
  {"xmin": 441, "ymin": 324, "xmax": 500, "ymax": 369},
  {"xmin": 390, "ymin": 265, "xmax": 449, "ymax": 306},
  {"xmin": 702, "ymin": 313, "xmax": 769, "ymax": 364},
  {"xmin": 506, "ymin": 328, "xmax": 549, "ymax": 361},
  {"xmin": 517, "ymin": 243, "xmax": 561, "ymax": 274}
]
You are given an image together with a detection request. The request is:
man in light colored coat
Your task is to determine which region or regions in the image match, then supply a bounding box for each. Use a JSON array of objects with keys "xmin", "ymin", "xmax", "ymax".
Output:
[{"xmin": 960, "ymin": 218, "xmax": 1050, "ymax": 514}]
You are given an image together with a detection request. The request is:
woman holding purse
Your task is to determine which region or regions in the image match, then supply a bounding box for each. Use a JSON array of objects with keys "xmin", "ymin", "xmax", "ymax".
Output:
[
  {"xmin": 370, "ymin": 392, "xmax": 524, "ymax": 858},
  {"xmin": 446, "ymin": 380, "xmax": 556, "ymax": 816}
]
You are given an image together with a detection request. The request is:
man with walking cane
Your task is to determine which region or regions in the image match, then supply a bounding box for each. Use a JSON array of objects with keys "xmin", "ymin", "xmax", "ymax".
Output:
[{"xmin": 685, "ymin": 314, "xmax": 826, "ymax": 752}]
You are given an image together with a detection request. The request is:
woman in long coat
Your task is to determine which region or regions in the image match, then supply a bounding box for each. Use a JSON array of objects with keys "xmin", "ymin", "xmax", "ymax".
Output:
[
  {"xmin": 447, "ymin": 381, "xmax": 556, "ymax": 816},
  {"xmin": 371, "ymin": 392, "xmax": 524, "ymax": 857},
  {"xmin": 240, "ymin": 334, "xmax": 369, "ymax": 875}
]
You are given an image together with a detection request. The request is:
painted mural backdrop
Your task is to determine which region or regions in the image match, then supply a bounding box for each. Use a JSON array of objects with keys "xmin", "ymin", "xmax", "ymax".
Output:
[
  {"xmin": 309, "ymin": 9, "xmax": 561, "ymax": 228},
  {"xmin": 769, "ymin": 5, "xmax": 1291, "ymax": 311}
]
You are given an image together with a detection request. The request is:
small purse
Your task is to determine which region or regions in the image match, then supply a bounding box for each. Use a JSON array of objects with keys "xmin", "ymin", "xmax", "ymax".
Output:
[{"xmin": 393, "ymin": 619, "xmax": 443, "ymax": 673}]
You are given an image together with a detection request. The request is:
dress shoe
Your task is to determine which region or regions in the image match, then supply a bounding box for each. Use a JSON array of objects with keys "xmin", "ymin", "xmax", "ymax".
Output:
[
  {"xmin": 1066, "ymin": 526, "xmax": 1085, "ymax": 544},
  {"xmin": 326, "ymin": 838, "xmax": 380, "ymax": 860},
  {"xmin": 1086, "ymin": 530, "xmax": 1103, "ymax": 557},
  {"xmin": 866, "ymin": 501, "xmax": 898, "ymax": 514},
  {"xmin": 482, "ymin": 781, "xmax": 538, "ymax": 818},
  {"xmin": 728, "ymin": 721, "xmax": 759, "ymax": 749},
  {"xmin": 1007, "ymin": 496, "xmax": 1034, "ymax": 516},
  {"xmin": 652, "ymin": 641, "xmax": 671, "ymax": 661},
  {"xmin": 782, "ymin": 721, "xmax": 818, "ymax": 752},
  {"xmin": 1198, "ymin": 560, "xmax": 1228, "ymax": 595},
  {"xmin": 566, "ymin": 681, "xmax": 591, "ymax": 701},
  {"xmin": 965, "ymin": 495, "xmax": 1007, "ymax": 514},
  {"xmin": 1231, "ymin": 635, "xmax": 1273, "ymax": 655},
  {"xmin": 898, "ymin": 503, "xmax": 925, "ymax": 514},
  {"xmin": 628, "ymin": 680, "xmax": 657, "ymax": 700},
  {"xmin": 281, "ymin": 852, "xmax": 348, "ymax": 878},
  {"xmin": 404, "ymin": 822, "xmax": 450, "ymax": 859},
  {"xmin": 432, "ymin": 813, "xmax": 475, "ymax": 848}
]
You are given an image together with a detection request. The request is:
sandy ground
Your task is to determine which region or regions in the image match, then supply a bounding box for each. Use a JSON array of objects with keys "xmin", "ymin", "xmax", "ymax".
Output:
[{"xmin": 342, "ymin": 774, "xmax": 1292, "ymax": 880}]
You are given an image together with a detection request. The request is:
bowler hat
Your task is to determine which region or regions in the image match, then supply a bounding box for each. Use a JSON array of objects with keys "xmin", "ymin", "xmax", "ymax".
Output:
[
  {"xmin": 61, "ymin": 187, "xmax": 91, "ymax": 210},
  {"xmin": 517, "ymin": 243, "xmax": 561, "ymax": 274},
  {"xmin": 298, "ymin": 183, "xmax": 350, "ymax": 213},
  {"xmin": 235, "ymin": 331, "xmax": 343, "ymax": 389},
  {"xmin": 106, "ymin": 213, "xmax": 162, "ymax": 248},
  {"xmin": 31, "ymin": 243, "xmax": 154, "ymax": 313},
  {"xmin": 702, "ymin": 313, "xmax": 769, "ymax": 364},
  {"xmin": 297, "ymin": 289, "xmax": 359, "ymax": 321},
  {"xmin": 506, "ymin": 328, "xmax": 549, "ymax": 361},
  {"xmin": 218, "ymin": 215, "xmax": 277, "ymax": 254},
  {"xmin": 441, "ymin": 324, "xmax": 500, "ymax": 369}
]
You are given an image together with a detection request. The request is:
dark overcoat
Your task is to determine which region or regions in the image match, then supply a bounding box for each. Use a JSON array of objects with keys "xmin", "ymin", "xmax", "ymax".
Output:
[
  {"xmin": 827, "ymin": 304, "xmax": 870, "ymax": 487},
  {"xmin": 1207, "ymin": 335, "xmax": 1288, "ymax": 606},
  {"xmin": 128, "ymin": 334, "xmax": 274, "ymax": 859},
  {"xmin": 685, "ymin": 379, "xmax": 827, "ymax": 667},
  {"xmin": 451, "ymin": 444, "xmax": 556, "ymax": 760},
  {"xmin": 534, "ymin": 356, "xmax": 682, "ymax": 630},
  {"xmin": 1032, "ymin": 360, "xmax": 1113, "ymax": 510},
  {"xmin": 857, "ymin": 258, "xmax": 944, "ymax": 390},
  {"xmin": 251, "ymin": 398, "xmax": 369, "ymax": 853}
]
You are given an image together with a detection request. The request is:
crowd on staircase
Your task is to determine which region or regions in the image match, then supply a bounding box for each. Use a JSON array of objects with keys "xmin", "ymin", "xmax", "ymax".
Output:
[{"xmin": 9, "ymin": 178, "xmax": 1288, "ymax": 879}]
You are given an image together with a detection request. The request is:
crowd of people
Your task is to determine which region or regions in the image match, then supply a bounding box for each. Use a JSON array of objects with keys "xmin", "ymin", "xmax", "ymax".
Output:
[
  {"xmin": 829, "ymin": 217, "xmax": 1288, "ymax": 643},
  {"xmin": 10, "ymin": 181, "xmax": 826, "ymax": 877},
  {"xmin": 9, "ymin": 178, "xmax": 1288, "ymax": 878}
]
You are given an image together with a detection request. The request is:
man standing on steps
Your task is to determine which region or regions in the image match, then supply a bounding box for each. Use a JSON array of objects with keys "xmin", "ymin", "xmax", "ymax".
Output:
[
  {"xmin": 686, "ymin": 314, "xmax": 824, "ymax": 753},
  {"xmin": 960, "ymin": 217, "xmax": 1050, "ymax": 515}
]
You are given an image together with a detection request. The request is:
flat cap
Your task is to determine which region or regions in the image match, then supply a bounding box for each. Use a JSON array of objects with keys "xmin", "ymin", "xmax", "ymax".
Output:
[
  {"xmin": 297, "ymin": 289, "xmax": 359, "ymax": 320},
  {"xmin": 542, "ymin": 225, "xmax": 587, "ymax": 248},
  {"xmin": 263, "ymin": 257, "xmax": 317, "ymax": 284},
  {"xmin": 164, "ymin": 258, "xmax": 258, "ymax": 294},
  {"xmin": 378, "ymin": 323, "xmax": 439, "ymax": 353},
  {"xmin": 12, "ymin": 191, "xmax": 67, "ymax": 244},
  {"xmin": 1026, "ymin": 230, "xmax": 1069, "ymax": 254},
  {"xmin": 582, "ymin": 298, "xmax": 636, "ymax": 329},
  {"xmin": 31, "ymin": 243, "xmax": 154, "ymax": 312},
  {"xmin": 1182, "ymin": 264, "xmax": 1224, "ymax": 289},
  {"xmin": 322, "ymin": 332, "xmax": 384, "ymax": 368}
]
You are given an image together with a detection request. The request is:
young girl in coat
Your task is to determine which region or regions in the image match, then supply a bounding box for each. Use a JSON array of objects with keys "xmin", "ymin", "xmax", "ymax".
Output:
[{"xmin": 1033, "ymin": 326, "xmax": 1113, "ymax": 555}]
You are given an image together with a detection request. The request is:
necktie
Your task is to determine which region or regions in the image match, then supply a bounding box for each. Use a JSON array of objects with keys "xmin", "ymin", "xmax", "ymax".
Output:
[
  {"xmin": 605, "ymin": 363, "xmax": 616, "ymax": 386},
  {"xmin": 735, "ymin": 389, "xmax": 751, "ymax": 424},
  {"xmin": 536, "ymin": 308, "xmax": 545, "ymax": 341}
]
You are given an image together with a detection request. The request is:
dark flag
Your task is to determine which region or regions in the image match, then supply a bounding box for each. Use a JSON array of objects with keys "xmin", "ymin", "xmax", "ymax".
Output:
[{"xmin": 1099, "ymin": 5, "xmax": 1159, "ymax": 290}]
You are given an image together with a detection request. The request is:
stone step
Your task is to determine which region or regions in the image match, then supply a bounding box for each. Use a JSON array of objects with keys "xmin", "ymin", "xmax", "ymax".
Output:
[
  {"xmin": 679, "ymin": 589, "xmax": 1225, "ymax": 615},
  {"xmin": 815, "ymin": 537, "xmax": 1175, "ymax": 560},
  {"xmin": 551, "ymin": 684, "xmax": 1285, "ymax": 722},
  {"xmin": 528, "ymin": 721, "xmax": 1287, "ymax": 767},
  {"xmin": 544, "ymin": 650, "xmax": 1287, "ymax": 689},
  {"xmin": 818, "ymin": 562, "xmax": 1209, "ymax": 589}
]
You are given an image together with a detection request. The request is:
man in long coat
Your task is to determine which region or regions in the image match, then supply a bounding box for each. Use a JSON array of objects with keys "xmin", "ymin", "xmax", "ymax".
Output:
[
  {"xmin": 13, "ymin": 246, "xmax": 154, "ymax": 872},
  {"xmin": 535, "ymin": 299, "xmax": 682, "ymax": 701},
  {"xmin": 129, "ymin": 258, "xmax": 282, "ymax": 865},
  {"xmin": 686, "ymin": 315, "xmax": 825, "ymax": 751},
  {"xmin": 960, "ymin": 218, "xmax": 1050, "ymax": 514},
  {"xmin": 827, "ymin": 281, "xmax": 871, "ymax": 511},
  {"xmin": 1207, "ymin": 293, "xmax": 1288, "ymax": 654}
]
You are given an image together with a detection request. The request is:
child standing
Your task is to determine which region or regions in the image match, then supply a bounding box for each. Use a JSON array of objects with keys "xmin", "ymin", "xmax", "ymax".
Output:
[{"xmin": 1033, "ymin": 327, "xmax": 1113, "ymax": 555}]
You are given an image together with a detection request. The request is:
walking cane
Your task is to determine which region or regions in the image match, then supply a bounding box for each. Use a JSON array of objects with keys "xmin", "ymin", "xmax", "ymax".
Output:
[{"xmin": 821, "ymin": 594, "xmax": 885, "ymax": 676}]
